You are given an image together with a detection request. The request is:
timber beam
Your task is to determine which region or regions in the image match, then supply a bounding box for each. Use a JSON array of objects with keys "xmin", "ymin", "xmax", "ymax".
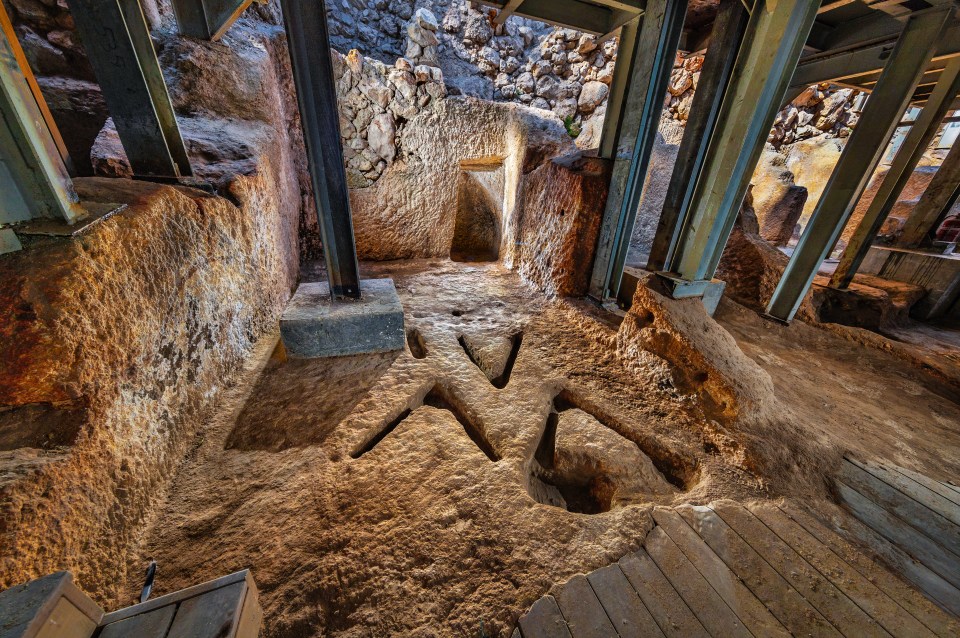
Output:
[
  {"xmin": 766, "ymin": 7, "xmax": 954, "ymax": 323},
  {"xmin": 66, "ymin": 0, "xmax": 192, "ymax": 179},
  {"xmin": 587, "ymin": 0, "xmax": 688, "ymax": 302},
  {"xmin": 898, "ymin": 138, "xmax": 960, "ymax": 247}
]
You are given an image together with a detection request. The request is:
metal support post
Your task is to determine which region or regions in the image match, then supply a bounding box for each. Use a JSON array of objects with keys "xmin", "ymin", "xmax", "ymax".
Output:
[
  {"xmin": 898, "ymin": 138, "xmax": 960, "ymax": 248},
  {"xmin": 647, "ymin": 0, "xmax": 749, "ymax": 272},
  {"xmin": 662, "ymin": 0, "xmax": 819, "ymax": 296},
  {"xmin": 831, "ymin": 56, "xmax": 960, "ymax": 288},
  {"xmin": 280, "ymin": 0, "xmax": 361, "ymax": 300},
  {"xmin": 765, "ymin": 8, "xmax": 953, "ymax": 322},
  {"xmin": 170, "ymin": 0, "xmax": 254, "ymax": 41},
  {"xmin": 66, "ymin": 0, "xmax": 192, "ymax": 178},
  {"xmin": 588, "ymin": 0, "xmax": 688, "ymax": 302},
  {"xmin": 0, "ymin": 15, "xmax": 85, "ymax": 225}
]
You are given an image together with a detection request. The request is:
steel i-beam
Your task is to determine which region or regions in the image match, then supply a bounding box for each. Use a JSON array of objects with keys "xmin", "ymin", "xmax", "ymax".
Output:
[
  {"xmin": 765, "ymin": 7, "xmax": 954, "ymax": 323},
  {"xmin": 171, "ymin": 0, "xmax": 254, "ymax": 41},
  {"xmin": 280, "ymin": 0, "xmax": 361, "ymax": 300},
  {"xmin": 66, "ymin": 0, "xmax": 191, "ymax": 178},
  {"xmin": 663, "ymin": 0, "xmax": 819, "ymax": 292},
  {"xmin": 831, "ymin": 55, "xmax": 960, "ymax": 288},
  {"xmin": 0, "ymin": 12, "xmax": 85, "ymax": 226},
  {"xmin": 646, "ymin": 0, "xmax": 749, "ymax": 273},
  {"xmin": 588, "ymin": 0, "xmax": 688, "ymax": 302},
  {"xmin": 897, "ymin": 137, "xmax": 960, "ymax": 248}
]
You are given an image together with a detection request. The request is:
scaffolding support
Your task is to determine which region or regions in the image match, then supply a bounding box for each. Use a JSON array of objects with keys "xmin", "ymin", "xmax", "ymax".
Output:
[
  {"xmin": 280, "ymin": 0, "xmax": 361, "ymax": 300},
  {"xmin": 765, "ymin": 7, "xmax": 953, "ymax": 322},
  {"xmin": 66, "ymin": 0, "xmax": 192, "ymax": 178},
  {"xmin": 647, "ymin": 0, "xmax": 749, "ymax": 273},
  {"xmin": 831, "ymin": 56, "xmax": 960, "ymax": 288},
  {"xmin": 0, "ymin": 9, "xmax": 85, "ymax": 228},
  {"xmin": 588, "ymin": 0, "xmax": 688, "ymax": 302},
  {"xmin": 659, "ymin": 0, "xmax": 819, "ymax": 299}
]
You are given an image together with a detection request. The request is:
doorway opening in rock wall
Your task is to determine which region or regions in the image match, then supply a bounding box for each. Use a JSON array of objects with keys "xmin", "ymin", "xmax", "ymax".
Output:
[{"xmin": 451, "ymin": 158, "xmax": 505, "ymax": 262}]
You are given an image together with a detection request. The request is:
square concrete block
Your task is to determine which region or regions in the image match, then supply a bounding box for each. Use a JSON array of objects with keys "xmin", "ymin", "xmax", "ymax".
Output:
[{"xmin": 281, "ymin": 278, "xmax": 405, "ymax": 358}]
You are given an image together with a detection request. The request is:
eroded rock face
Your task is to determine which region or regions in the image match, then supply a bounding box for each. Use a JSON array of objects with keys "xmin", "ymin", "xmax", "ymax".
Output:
[
  {"xmin": 516, "ymin": 153, "xmax": 611, "ymax": 296},
  {"xmin": 0, "ymin": 167, "xmax": 298, "ymax": 601},
  {"xmin": 617, "ymin": 273, "xmax": 776, "ymax": 425},
  {"xmin": 348, "ymin": 96, "xmax": 575, "ymax": 262}
]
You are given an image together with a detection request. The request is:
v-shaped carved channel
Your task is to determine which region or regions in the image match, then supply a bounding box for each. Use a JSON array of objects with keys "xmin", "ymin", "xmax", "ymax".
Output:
[
  {"xmin": 458, "ymin": 332, "xmax": 523, "ymax": 389},
  {"xmin": 352, "ymin": 384, "xmax": 499, "ymax": 461}
]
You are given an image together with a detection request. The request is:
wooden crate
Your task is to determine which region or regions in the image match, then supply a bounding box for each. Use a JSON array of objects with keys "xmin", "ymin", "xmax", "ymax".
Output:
[
  {"xmin": 1, "ymin": 570, "xmax": 261, "ymax": 638},
  {"xmin": 97, "ymin": 570, "xmax": 261, "ymax": 638},
  {"xmin": 0, "ymin": 572, "xmax": 103, "ymax": 638}
]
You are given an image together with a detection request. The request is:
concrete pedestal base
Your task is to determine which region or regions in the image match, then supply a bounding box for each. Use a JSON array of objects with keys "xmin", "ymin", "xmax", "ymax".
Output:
[
  {"xmin": 280, "ymin": 278, "xmax": 405, "ymax": 358},
  {"xmin": 861, "ymin": 246, "xmax": 960, "ymax": 319}
]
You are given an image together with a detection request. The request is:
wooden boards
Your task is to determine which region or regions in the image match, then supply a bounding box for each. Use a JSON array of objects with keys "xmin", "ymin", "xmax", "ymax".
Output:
[{"xmin": 514, "ymin": 496, "xmax": 959, "ymax": 637}]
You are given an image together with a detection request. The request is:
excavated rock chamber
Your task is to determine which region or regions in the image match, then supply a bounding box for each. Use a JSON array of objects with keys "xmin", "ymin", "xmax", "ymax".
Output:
[{"xmin": 451, "ymin": 161, "xmax": 505, "ymax": 262}]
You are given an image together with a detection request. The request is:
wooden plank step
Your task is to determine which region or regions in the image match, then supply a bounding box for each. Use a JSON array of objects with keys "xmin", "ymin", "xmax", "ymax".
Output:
[
  {"xmin": 676, "ymin": 503, "xmax": 843, "ymax": 637},
  {"xmin": 618, "ymin": 550, "xmax": 710, "ymax": 638},
  {"xmin": 779, "ymin": 501, "xmax": 960, "ymax": 632},
  {"xmin": 841, "ymin": 459, "xmax": 960, "ymax": 559},
  {"xmin": 644, "ymin": 526, "xmax": 752, "ymax": 637},
  {"xmin": 836, "ymin": 480, "xmax": 960, "ymax": 590},
  {"xmin": 553, "ymin": 574, "xmax": 618, "ymax": 638},
  {"xmin": 585, "ymin": 564, "xmax": 665, "ymax": 638},
  {"xmin": 750, "ymin": 502, "xmax": 937, "ymax": 638},
  {"xmin": 98, "ymin": 606, "xmax": 176, "ymax": 638},
  {"xmin": 881, "ymin": 462, "xmax": 960, "ymax": 508},
  {"xmin": 850, "ymin": 458, "xmax": 960, "ymax": 528},
  {"xmin": 650, "ymin": 509, "xmax": 790, "ymax": 637},
  {"xmin": 709, "ymin": 501, "xmax": 892, "ymax": 637},
  {"xmin": 518, "ymin": 595, "xmax": 573, "ymax": 638},
  {"xmin": 166, "ymin": 581, "xmax": 247, "ymax": 638}
]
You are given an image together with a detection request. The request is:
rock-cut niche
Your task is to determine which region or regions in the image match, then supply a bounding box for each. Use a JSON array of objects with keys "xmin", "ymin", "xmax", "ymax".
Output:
[{"xmin": 451, "ymin": 160, "xmax": 505, "ymax": 262}]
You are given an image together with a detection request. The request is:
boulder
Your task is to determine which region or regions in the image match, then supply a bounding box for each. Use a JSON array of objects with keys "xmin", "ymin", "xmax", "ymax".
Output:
[{"xmin": 577, "ymin": 80, "xmax": 608, "ymax": 114}]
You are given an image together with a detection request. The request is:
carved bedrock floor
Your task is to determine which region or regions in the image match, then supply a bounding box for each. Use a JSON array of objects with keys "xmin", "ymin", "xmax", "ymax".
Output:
[{"xmin": 125, "ymin": 260, "xmax": 960, "ymax": 637}]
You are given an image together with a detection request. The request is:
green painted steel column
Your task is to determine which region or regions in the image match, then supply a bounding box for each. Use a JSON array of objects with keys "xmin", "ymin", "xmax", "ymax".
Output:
[
  {"xmin": 665, "ymin": 0, "xmax": 819, "ymax": 291},
  {"xmin": 588, "ymin": 0, "xmax": 688, "ymax": 302},
  {"xmin": 831, "ymin": 56, "xmax": 960, "ymax": 289},
  {"xmin": 0, "ymin": 21, "xmax": 85, "ymax": 226},
  {"xmin": 67, "ymin": 0, "xmax": 192, "ymax": 178},
  {"xmin": 765, "ymin": 8, "xmax": 953, "ymax": 322},
  {"xmin": 647, "ymin": 0, "xmax": 749, "ymax": 273},
  {"xmin": 897, "ymin": 138, "xmax": 960, "ymax": 248}
]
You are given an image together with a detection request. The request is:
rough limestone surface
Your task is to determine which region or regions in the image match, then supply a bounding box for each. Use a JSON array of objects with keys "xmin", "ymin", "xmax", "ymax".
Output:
[
  {"xmin": 515, "ymin": 154, "xmax": 611, "ymax": 297},
  {"xmin": 0, "ymin": 170, "xmax": 298, "ymax": 602},
  {"xmin": 617, "ymin": 274, "xmax": 776, "ymax": 425},
  {"xmin": 348, "ymin": 96, "xmax": 576, "ymax": 263},
  {"xmin": 751, "ymin": 167, "xmax": 808, "ymax": 247},
  {"xmin": 1, "ymin": 9, "xmax": 307, "ymax": 604}
]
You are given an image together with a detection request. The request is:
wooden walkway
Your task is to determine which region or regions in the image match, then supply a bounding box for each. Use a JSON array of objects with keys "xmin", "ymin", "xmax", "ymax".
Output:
[
  {"xmin": 513, "ymin": 499, "xmax": 959, "ymax": 637},
  {"xmin": 835, "ymin": 455, "xmax": 960, "ymax": 618}
]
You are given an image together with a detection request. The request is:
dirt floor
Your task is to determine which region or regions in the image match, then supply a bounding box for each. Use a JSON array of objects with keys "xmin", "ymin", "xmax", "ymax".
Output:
[{"xmin": 120, "ymin": 261, "xmax": 960, "ymax": 637}]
